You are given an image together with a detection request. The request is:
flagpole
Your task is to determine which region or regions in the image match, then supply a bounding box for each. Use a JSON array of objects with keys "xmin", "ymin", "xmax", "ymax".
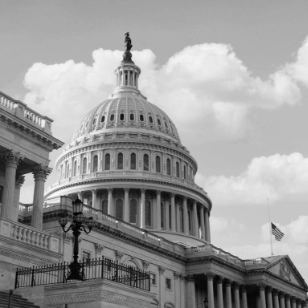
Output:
[{"xmin": 267, "ymin": 198, "xmax": 273, "ymax": 256}]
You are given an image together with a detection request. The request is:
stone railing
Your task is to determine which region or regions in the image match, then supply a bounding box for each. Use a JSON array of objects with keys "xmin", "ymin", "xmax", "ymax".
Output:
[
  {"xmin": 187, "ymin": 244, "xmax": 269, "ymax": 267},
  {"xmin": 46, "ymin": 170, "xmax": 207, "ymax": 197},
  {"xmin": 0, "ymin": 91, "xmax": 52, "ymax": 134},
  {"xmin": 0, "ymin": 219, "xmax": 60, "ymax": 253}
]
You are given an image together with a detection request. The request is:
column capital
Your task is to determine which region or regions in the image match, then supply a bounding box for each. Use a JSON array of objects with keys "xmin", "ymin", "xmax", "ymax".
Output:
[
  {"xmin": 158, "ymin": 266, "xmax": 165, "ymax": 274},
  {"xmin": 259, "ymin": 283, "xmax": 267, "ymax": 290},
  {"xmin": 32, "ymin": 164, "xmax": 52, "ymax": 181},
  {"xmin": 185, "ymin": 275, "xmax": 195, "ymax": 282},
  {"xmin": 124, "ymin": 188, "xmax": 130, "ymax": 192},
  {"xmin": 216, "ymin": 275, "xmax": 223, "ymax": 283},
  {"xmin": 183, "ymin": 195, "xmax": 187, "ymax": 201},
  {"xmin": 108, "ymin": 188, "xmax": 113, "ymax": 193},
  {"xmin": 156, "ymin": 190, "xmax": 162, "ymax": 195},
  {"xmin": 267, "ymin": 286, "xmax": 273, "ymax": 293},
  {"xmin": 241, "ymin": 285, "xmax": 247, "ymax": 292},
  {"xmin": 1, "ymin": 150, "xmax": 24, "ymax": 168},
  {"xmin": 273, "ymin": 289, "xmax": 279, "ymax": 296},
  {"xmin": 224, "ymin": 278, "xmax": 232, "ymax": 286},
  {"xmin": 291, "ymin": 297, "xmax": 297, "ymax": 304},
  {"xmin": 285, "ymin": 294, "xmax": 291, "ymax": 300},
  {"xmin": 233, "ymin": 282, "xmax": 240, "ymax": 290},
  {"xmin": 173, "ymin": 271, "xmax": 180, "ymax": 280},
  {"xmin": 15, "ymin": 175, "xmax": 25, "ymax": 188},
  {"xmin": 141, "ymin": 188, "xmax": 146, "ymax": 194},
  {"xmin": 279, "ymin": 291, "xmax": 286, "ymax": 297},
  {"xmin": 206, "ymin": 272, "xmax": 215, "ymax": 280},
  {"xmin": 91, "ymin": 189, "xmax": 97, "ymax": 194}
]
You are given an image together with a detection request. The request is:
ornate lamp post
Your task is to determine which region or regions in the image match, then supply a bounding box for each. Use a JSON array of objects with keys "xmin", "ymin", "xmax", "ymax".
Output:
[{"xmin": 58, "ymin": 198, "xmax": 95, "ymax": 281}]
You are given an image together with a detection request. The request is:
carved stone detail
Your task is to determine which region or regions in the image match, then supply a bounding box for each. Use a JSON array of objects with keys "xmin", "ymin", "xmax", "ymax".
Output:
[
  {"xmin": 94, "ymin": 243, "xmax": 104, "ymax": 253},
  {"xmin": 115, "ymin": 250, "xmax": 124, "ymax": 261},
  {"xmin": 142, "ymin": 260, "xmax": 150, "ymax": 270},
  {"xmin": 158, "ymin": 266, "xmax": 165, "ymax": 274},
  {"xmin": 15, "ymin": 175, "xmax": 25, "ymax": 188},
  {"xmin": 33, "ymin": 164, "xmax": 52, "ymax": 181},
  {"xmin": 207, "ymin": 272, "xmax": 215, "ymax": 280},
  {"xmin": 173, "ymin": 272, "xmax": 180, "ymax": 280},
  {"xmin": 1, "ymin": 150, "xmax": 24, "ymax": 168}
]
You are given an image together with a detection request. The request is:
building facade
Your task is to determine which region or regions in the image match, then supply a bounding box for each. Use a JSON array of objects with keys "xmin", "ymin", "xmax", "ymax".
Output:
[{"xmin": 0, "ymin": 38, "xmax": 307, "ymax": 308}]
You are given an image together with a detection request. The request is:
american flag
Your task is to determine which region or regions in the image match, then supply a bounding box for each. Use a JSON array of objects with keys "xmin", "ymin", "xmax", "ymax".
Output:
[{"xmin": 271, "ymin": 223, "xmax": 284, "ymax": 241}]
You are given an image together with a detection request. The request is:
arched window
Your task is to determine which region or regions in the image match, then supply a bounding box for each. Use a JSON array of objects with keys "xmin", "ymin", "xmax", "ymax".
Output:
[
  {"xmin": 105, "ymin": 153, "xmax": 110, "ymax": 170},
  {"xmin": 65, "ymin": 162, "xmax": 69, "ymax": 178},
  {"xmin": 101, "ymin": 115, "xmax": 105, "ymax": 123},
  {"xmin": 176, "ymin": 162, "xmax": 180, "ymax": 178},
  {"xmin": 125, "ymin": 73, "xmax": 128, "ymax": 85},
  {"xmin": 149, "ymin": 115, "xmax": 153, "ymax": 124},
  {"xmin": 130, "ymin": 199, "xmax": 137, "ymax": 224},
  {"xmin": 131, "ymin": 153, "xmax": 136, "ymax": 170},
  {"xmin": 166, "ymin": 158, "xmax": 171, "ymax": 176},
  {"xmin": 115, "ymin": 199, "xmax": 123, "ymax": 220},
  {"xmin": 102, "ymin": 199, "xmax": 108, "ymax": 214},
  {"xmin": 82, "ymin": 157, "xmax": 87, "ymax": 174},
  {"xmin": 130, "ymin": 113, "xmax": 135, "ymax": 121},
  {"xmin": 179, "ymin": 207, "xmax": 184, "ymax": 232},
  {"xmin": 161, "ymin": 202, "xmax": 164, "ymax": 228},
  {"xmin": 73, "ymin": 160, "xmax": 77, "ymax": 176},
  {"xmin": 183, "ymin": 165, "xmax": 186, "ymax": 180},
  {"xmin": 140, "ymin": 114, "xmax": 144, "ymax": 122},
  {"xmin": 143, "ymin": 154, "xmax": 149, "ymax": 171},
  {"xmin": 110, "ymin": 114, "xmax": 115, "ymax": 121},
  {"xmin": 156, "ymin": 156, "xmax": 161, "ymax": 173},
  {"xmin": 145, "ymin": 200, "xmax": 152, "ymax": 227},
  {"xmin": 117, "ymin": 153, "xmax": 123, "ymax": 169},
  {"xmin": 120, "ymin": 113, "xmax": 125, "ymax": 121},
  {"xmin": 93, "ymin": 155, "xmax": 98, "ymax": 172},
  {"xmin": 157, "ymin": 118, "xmax": 161, "ymax": 126}
]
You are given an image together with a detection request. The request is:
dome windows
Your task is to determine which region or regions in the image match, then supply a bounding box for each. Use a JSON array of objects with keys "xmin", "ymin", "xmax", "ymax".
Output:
[
  {"xmin": 117, "ymin": 153, "xmax": 124, "ymax": 170},
  {"xmin": 130, "ymin": 113, "xmax": 135, "ymax": 121},
  {"xmin": 105, "ymin": 153, "xmax": 110, "ymax": 170},
  {"xmin": 164, "ymin": 121, "xmax": 168, "ymax": 129},
  {"xmin": 101, "ymin": 115, "xmax": 105, "ymax": 123},
  {"xmin": 120, "ymin": 113, "xmax": 125, "ymax": 121},
  {"xmin": 139, "ymin": 114, "xmax": 144, "ymax": 122},
  {"xmin": 149, "ymin": 115, "xmax": 153, "ymax": 124},
  {"xmin": 155, "ymin": 156, "xmax": 161, "ymax": 173},
  {"xmin": 143, "ymin": 154, "xmax": 149, "ymax": 171},
  {"xmin": 93, "ymin": 155, "xmax": 98, "ymax": 172},
  {"xmin": 110, "ymin": 114, "xmax": 115, "ymax": 121},
  {"xmin": 157, "ymin": 118, "xmax": 161, "ymax": 126},
  {"xmin": 131, "ymin": 153, "xmax": 136, "ymax": 170},
  {"xmin": 166, "ymin": 158, "xmax": 171, "ymax": 176}
]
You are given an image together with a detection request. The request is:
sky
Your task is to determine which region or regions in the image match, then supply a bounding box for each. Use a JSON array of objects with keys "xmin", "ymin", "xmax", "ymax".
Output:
[{"xmin": 1, "ymin": 0, "xmax": 308, "ymax": 282}]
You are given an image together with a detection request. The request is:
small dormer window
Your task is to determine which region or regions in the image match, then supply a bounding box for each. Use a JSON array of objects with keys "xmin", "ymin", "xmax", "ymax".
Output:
[
  {"xmin": 140, "ymin": 114, "xmax": 144, "ymax": 122},
  {"xmin": 157, "ymin": 118, "xmax": 161, "ymax": 126},
  {"xmin": 110, "ymin": 114, "xmax": 115, "ymax": 121},
  {"xmin": 149, "ymin": 116, "xmax": 153, "ymax": 123},
  {"xmin": 101, "ymin": 115, "xmax": 105, "ymax": 123},
  {"xmin": 120, "ymin": 113, "xmax": 125, "ymax": 121},
  {"xmin": 130, "ymin": 113, "xmax": 135, "ymax": 121}
]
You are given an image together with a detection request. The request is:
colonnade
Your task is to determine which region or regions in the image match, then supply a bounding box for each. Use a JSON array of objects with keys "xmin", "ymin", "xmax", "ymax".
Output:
[
  {"xmin": 187, "ymin": 273, "xmax": 307, "ymax": 308},
  {"xmin": 75, "ymin": 187, "xmax": 211, "ymax": 242},
  {"xmin": 0, "ymin": 149, "xmax": 51, "ymax": 230}
]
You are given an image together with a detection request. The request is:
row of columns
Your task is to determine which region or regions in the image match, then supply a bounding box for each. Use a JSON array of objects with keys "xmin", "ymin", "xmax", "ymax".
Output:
[
  {"xmin": 186, "ymin": 273, "xmax": 306, "ymax": 308},
  {"xmin": 79, "ymin": 187, "xmax": 211, "ymax": 242},
  {"xmin": 0, "ymin": 150, "xmax": 51, "ymax": 230}
]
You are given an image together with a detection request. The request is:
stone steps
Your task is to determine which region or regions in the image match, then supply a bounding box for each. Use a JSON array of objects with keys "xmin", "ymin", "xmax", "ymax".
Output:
[{"xmin": 0, "ymin": 291, "xmax": 40, "ymax": 308}]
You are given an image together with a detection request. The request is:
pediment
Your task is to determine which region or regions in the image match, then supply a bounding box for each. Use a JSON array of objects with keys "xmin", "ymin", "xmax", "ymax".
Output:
[{"xmin": 266, "ymin": 256, "xmax": 307, "ymax": 289}]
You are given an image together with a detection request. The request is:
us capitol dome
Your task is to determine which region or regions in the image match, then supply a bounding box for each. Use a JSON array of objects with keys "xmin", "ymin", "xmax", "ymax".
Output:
[{"xmin": 46, "ymin": 35, "xmax": 211, "ymax": 246}]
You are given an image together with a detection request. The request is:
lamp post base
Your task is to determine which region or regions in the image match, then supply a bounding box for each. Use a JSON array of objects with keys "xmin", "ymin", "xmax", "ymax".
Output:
[{"xmin": 67, "ymin": 261, "xmax": 83, "ymax": 281}]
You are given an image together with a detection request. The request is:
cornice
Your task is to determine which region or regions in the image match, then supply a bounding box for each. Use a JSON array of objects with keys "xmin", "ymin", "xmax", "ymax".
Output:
[{"xmin": 0, "ymin": 111, "xmax": 63, "ymax": 151}]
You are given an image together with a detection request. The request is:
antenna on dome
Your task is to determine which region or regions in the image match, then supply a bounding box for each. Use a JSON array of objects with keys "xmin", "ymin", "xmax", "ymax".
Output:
[{"xmin": 122, "ymin": 32, "xmax": 134, "ymax": 63}]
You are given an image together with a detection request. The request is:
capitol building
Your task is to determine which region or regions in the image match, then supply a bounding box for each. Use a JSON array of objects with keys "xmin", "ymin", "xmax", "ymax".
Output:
[{"xmin": 0, "ymin": 36, "xmax": 306, "ymax": 308}]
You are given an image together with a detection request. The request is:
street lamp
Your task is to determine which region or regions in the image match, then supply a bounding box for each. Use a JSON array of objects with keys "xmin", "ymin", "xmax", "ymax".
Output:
[{"xmin": 58, "ymin": 197, "xmax": 95, "ymax": 281}]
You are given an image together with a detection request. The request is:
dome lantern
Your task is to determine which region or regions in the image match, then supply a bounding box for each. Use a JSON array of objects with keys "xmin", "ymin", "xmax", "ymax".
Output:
[{"xmin": 113, "ymin": 32, "xmax": 141, "ymax": 95}]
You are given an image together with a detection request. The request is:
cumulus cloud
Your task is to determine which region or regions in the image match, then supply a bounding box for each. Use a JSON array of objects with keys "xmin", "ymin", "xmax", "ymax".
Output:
[
  {"xmin": 22, "ymin": 36, "xmax": 308, "ymax": 143},
  {"xmin": 211, "ymin": 216, "xmax": 245, "ymax": 233},
  {"xmin": 196, "ymin": 152, "xmax": 308, "ymax": 206}
]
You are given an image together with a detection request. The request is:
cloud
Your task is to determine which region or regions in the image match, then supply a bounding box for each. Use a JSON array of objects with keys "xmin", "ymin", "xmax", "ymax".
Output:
[
  {"xmin": 22, "ymin": 36, "xmax": 308, "ymax": 144},
  {"xmin": 196, "ymin": 152, "xmax": 308, "ymax": 206},
  {"xmin": 211, "ymin": 216, "xmax": 245, "ymax": 233}
]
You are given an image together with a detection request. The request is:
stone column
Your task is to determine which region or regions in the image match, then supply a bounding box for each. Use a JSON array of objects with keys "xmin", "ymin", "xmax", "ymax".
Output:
[
  {"xmin": 217, "ymin": 276, "xmax": 224, "ymax": 308},
  {"xmin": 200, "ymin": 206, "xmax": 206, "ymax": 240},
  {"xmin": 156, "ymin": 190, "xmax": 161, "ymax": 230},
  {"xmin": 192, "ymin": 200, "xmax": 199, "ymax": 237},
  {"xmin": 280, "ymin": 293, "xmax": 286, "ymax": 308},
  {"xmin": 165, "ymin": 197, "xmax": 170, "ymax": 230},
  {"xmin": 176, "ymin": 201, "xmax": 180, "ymax": 232},
  {"xmin": 273, "ymin": 290, "xmax": 280, "ymax": 308},
  {"xmin": 158, "ymin": 266, "xmax": 165, "ymax": 308},
  {"xmin": 91, "ymin": 189, "xmax": 97, "ymax": 209},
  {"xmin": 107, "ymin": 188, "xmax": 113, "ymax": 215},
  {"xmin": 186, "ymin": 276, "xmax": 197, "ymax": 308},
  {"xmin": 285, "ymin": 296, "xmax": 291, "ymax": 308},
  {"xmin": 259, "ymin": 284, "xmax": 267, "ymax": 308},
  {"xmin": 241, "ymin": 285, "xmax": 248, "ymax": 308},
  {"xmin": 124, "ymin": 188, "xmax": 129, "ymax": 222},
  {"xmin": 291, "ymin": 298, "xmax": 296, "ymax": 308},
  {"xmin": 205, "ymin": 208, "xmax": 211, "ymax": 242},
  {"xmin": 267, "ymin": 287, "xmax": 273, "ymax": 308},
  {"xmin": 0, "ymin": 150, "xmax": 23, "ymax": 220},
  {"xmin": 183, "ymin": 196, "xmax": 189, "ymax": 235},
  {"xmin": 139, "ymin": 189, "xmax": 145, "ymax": 228},
  {"xmin": 32, "ymin": 164, "xmax": 51, "ymax": 230},
  {"xmin": 12, "ymin": 175, "xmax": 25, "ymax": 221},
  {"xmin": 171, "ymin": 193, "xmax": 176, "ymax": 232},
  {"xmin": 296, "ymin": 300, "xmax": 302, "ymax": 308},
  {"xmin": 225, "ymin": 279, "xmax": 232, "ymax": 308},
  {"xmin": 207, "ymin": 273, "xmax": 215, "ymax": 308},
  {"xmin": 234, "ymin": 283, "xmax": 240, "ymax": 308}
]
